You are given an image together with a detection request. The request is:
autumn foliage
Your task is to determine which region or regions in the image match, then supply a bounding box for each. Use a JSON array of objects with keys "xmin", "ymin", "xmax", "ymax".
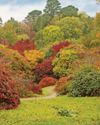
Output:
[
  {"xmin": 11, "ymin": 39, "xmax": 35, "ymax": 55},
  {"xmin": 51, "ymin": 41, "xmax": 70, "ymax": 55},
  {"xmin": 0, "ymin": 59, "xmax": 20, "ymax": 110},
  {"xmin": 39, "ymin": 76, "xmax": 57, "ymax": 88},
  {"xmin": 24, "ymin": 50, "xmax": 44, "ymax": 66},
  {"xmin": 34, "ymin": 57, "xmax": 54, "ymax": 82}
]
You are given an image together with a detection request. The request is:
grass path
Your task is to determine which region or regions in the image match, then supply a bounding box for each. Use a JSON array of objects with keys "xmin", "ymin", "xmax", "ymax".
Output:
[
  {"xmin": 21, "ymin": 86, "xmax": 57, "ymax": 101},
  {"xmin": 21, "ymin": 92, "xmax": 57, "ymax": 100}
]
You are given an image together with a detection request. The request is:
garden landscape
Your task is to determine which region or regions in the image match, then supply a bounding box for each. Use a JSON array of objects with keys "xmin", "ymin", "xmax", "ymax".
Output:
[{"xmin": 0, "ymin": 0, "xmax": 100, "ymax": 125}]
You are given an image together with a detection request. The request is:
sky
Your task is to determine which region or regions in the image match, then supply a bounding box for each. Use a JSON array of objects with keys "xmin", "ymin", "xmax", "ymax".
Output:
[{"xmin": 0, "ymin": 0, "xmax": 100, "ymax": 23}]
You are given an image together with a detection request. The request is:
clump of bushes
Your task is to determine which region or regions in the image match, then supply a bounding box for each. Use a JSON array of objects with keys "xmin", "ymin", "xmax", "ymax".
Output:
[
  {"xmin": 0, "ymin": 44, "xmax": 34, "ymax": 97},
  {"xmin": 51, "ymin": 41, "xmax": 70, "ymax": 55},
  {"xmin": 11, "ymin": 39, "xmax": 35, "ymax": 55},
  {"xmin": 24, "ymin": 50, "xmax": 45, "ymax": 66},
  {"xmin": 34, "ymin": 57, "xmax": 54, "ymax": 82},
  {"xmin": 32, "ymin": 84, "xmax": 42, "ymax": 94},
  {"xmin": 44, "ymin": 41, "xmax": 70, "ymax": 58},
  {"xmin": 0, "ymin": 59, "xmax": 20, "ymax": 110},
  {"xmin": 69, "ymin": 66, "xmax": 100, "ymax": 97},
  {"xmin": 52, "ymin": 49, "xmax": 79, "ymax": 77},
  {"xmin": 35, "ymin": 25, "xmax": 64, "ymax": 48}
]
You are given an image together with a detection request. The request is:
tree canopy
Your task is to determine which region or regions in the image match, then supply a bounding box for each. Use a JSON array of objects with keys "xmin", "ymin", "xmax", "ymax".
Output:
[{"xmin": 44, "ymin": 0, "xmax": 61, "ymax": 17}]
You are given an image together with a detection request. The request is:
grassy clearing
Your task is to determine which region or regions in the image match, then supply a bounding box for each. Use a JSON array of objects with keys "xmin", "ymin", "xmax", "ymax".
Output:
[
  {"xmin": 42, "ymin": 86, "xmax": 55, "ymax": 96},
  {"xmin": 0, "ymin": 96, "xmax": 100, "ymax": 125}
]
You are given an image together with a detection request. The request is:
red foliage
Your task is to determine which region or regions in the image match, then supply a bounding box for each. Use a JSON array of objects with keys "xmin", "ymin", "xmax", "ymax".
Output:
[
  {"xmin": 32, "ymin": 85, "xmax": 42, "ymax": 94},
  {"xmin": 56, "ymin": 76, "xmax": 71, "ymax": 86},
  {"xmin": 55, "ymin": 76, "xmax": 72, "ymax": 93},
  {"xmin": 34, "ymin": 57, "xmax": 54, "ymax": 82},
  {"xmin": 51, "ymin": 41, "xmax": 70, "ymax": 55},
  {"xmin": 39, "ymin": 76, "xmax": 57, "ymax": 88},
  {"xmin": 0, "ymin": 59, "xmax": 20, "ymax": 110},
  {"xmin": 0, "ymin": 40, "xmax": 8, "ymax": 46},
  {"xmin": 11, "ymin": 39, "xmax": 35, "ymax": 55}
]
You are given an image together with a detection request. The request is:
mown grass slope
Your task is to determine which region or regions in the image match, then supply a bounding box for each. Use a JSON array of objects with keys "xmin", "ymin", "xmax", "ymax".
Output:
[{"xmin": 0, "ymin": 96, "xmax": 100, "ymax": 125}]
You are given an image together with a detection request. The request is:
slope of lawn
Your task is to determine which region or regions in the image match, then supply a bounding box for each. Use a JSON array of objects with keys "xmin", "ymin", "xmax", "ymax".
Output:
[
  {"xmin": 0, "ymin": 96, "xmax": 100, "ymax": 125},
  {"xmin": 42, "ymin": 86, "xmax": 56, "ymax": 96}
]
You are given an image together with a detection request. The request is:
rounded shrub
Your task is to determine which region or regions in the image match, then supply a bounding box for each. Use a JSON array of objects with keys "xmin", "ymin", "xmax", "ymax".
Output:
[
  {"xmin": 52, "ymin": 49, "xmax": 79, "ymax": 77},
  {"xmin": 11, "ymin": 39, "xmax": 35, "ymax": 55},
  {"xmin": 69, "ymin": 66, "xmax": 100, "ymax": 97},
  {"xmin": 39, "ymin": 76, "xmax": 57, "ymax": 88}
]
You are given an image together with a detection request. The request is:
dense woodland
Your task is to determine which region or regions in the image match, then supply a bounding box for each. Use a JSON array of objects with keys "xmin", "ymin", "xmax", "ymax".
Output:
[{"xmin": 0, "ymin": 0, "xmax": 100, "ymax": 110}]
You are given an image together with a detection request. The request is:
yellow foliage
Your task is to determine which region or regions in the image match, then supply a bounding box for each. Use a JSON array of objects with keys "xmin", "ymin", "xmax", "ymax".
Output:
[
  {"xmin": 24, "ymin": 50, "xmax": 45, "ymax": 65},
  {"xmin": 96, "ymin": 32, "xmax": 100, "ymax": 38}
]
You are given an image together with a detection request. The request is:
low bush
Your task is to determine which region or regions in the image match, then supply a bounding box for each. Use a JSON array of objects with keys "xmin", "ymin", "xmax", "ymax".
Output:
[
  {"xmin": 55, "ymin": 77, "xmax": 71, "ymax": 95},
  {"xmin": 32, "ymin": 84, "xmax": 42, "ymax": 94},
  {"xmin": 51, "ymin": 41, "xmax": 70, "ymax": 55},
  {"xmin": 11, "ymin": 39, "xmax": 35, "ymax": 55},
  {"xmin": 69, "ymin": 66, "xmax": 100, "ymax": 97},
  {"xmin": 39, "ymin": 76, "xmax": 57, "ymax": 88}
]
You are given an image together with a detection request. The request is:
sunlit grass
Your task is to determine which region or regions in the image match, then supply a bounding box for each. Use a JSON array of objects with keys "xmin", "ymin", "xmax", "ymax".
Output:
[
  {"xmin": 42, "ymin": 86, "xmax": 55, "ymax": 96},
  {"xmin": 0, "ymin": 96, "xmax": 100, "ymax": 125}
]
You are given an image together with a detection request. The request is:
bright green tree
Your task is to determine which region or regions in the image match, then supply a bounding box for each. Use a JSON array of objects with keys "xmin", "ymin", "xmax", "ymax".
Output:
[
  {"xmin": 52, "ymin": 49, "xmax": 79, "ymax": 77},
  {"xmin": 58, "ymin": 17, "xmax": 84, "ymax": 39},
  {"xmin": 35, "ymin": 25, "xmax": 64, "ymax": 48},
  {"xmin": 78, "ymin": 12, "xmax": 92, "ymax": 34},
  {"xmin": 0, "ymin": 21, "xmax": 17, "ymax": 45}
]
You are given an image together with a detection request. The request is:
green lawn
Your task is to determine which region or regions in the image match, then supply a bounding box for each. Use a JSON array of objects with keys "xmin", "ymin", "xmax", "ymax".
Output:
[
  {"xmin": 42, "ymin": 86, "xmax": 55, "ymax": 96},
  {"xmin": 0, "ymin": 96, "xmax": 100, "ymax": 125}
]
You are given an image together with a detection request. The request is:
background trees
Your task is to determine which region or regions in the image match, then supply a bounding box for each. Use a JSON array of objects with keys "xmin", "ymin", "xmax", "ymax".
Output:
[
  {"xmin": 60, "ymin": 5, "xmax": 78, "ymax": 18},
  {"xmin": 0, "ymin": 0, "xmax": 100, "ymax": 100},
  {"xmin": 58, "ymin": 17, "xmax": 84, "ymax": 39},
  {"xmin": 44, "ymin": 0, "xmax": 61, "ymax": 17},
  {"xmin": 35, "ymin": 25, "xmax": 64, "ymax": 48}
]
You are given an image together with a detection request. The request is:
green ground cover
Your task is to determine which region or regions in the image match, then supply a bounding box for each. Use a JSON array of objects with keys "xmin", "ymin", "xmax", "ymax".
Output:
[{"xmin": 0, "ymin": 96, "xmax": 100, "ymax": 125}]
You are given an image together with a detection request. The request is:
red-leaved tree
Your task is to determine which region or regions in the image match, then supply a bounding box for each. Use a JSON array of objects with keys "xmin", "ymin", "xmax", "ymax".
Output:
[
  {"xmin": 34, "ymin": 57, "xmax": 54, "ymax": 82},
  {"xmin": 51, "ymin": 41, "xmax": 70, "ymax": 55},
  {"xmin": 39, "ymin": 76, "xmax": 57, "ymax": 88},
  {"xmin": 11, "ymin": 39, "xmax": 35, "ymax": 55},
  {"xmin": 0, "ymin": 59, "xmax": 20, "ymax": 110}
]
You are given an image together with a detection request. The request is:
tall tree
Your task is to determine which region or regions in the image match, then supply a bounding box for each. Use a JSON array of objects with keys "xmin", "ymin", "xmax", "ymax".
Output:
[
  {"xmin": 24, "ymin": 10, "xmax": 42, "ymax": 32},
  {"xmin": 60, "ymin": 5, "xmax": 78, "ymax": 17},
  {"xmin": 25, "ymin": 10, "xmax": 42, "ymax": 24},
  {"xmin": 35, "ymin": 14, "xmax": 51, "ymax": 31},
  {"xmin": 44, "ymin": 0, "xmax": 61, "ymax": 17}
]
